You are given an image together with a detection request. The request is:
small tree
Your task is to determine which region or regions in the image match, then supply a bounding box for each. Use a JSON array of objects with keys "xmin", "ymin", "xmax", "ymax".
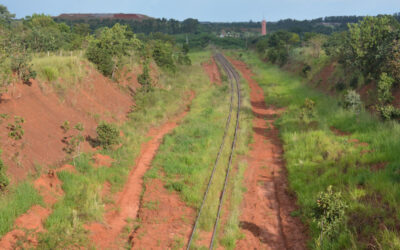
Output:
[
  {"xmin": 96, "ymin": 122, "xmax": 120, "ymax": 149},
  {"xmin": 313, "ymin": 186, "xmax": 347, "ymax": 248}
]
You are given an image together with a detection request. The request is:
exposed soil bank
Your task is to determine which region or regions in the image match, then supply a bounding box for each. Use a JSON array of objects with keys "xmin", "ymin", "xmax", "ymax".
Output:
[
  {"xmin": 228, "ymin": 58, "xmax": 308, "ymax": 250},
  {"xmin": 86, "ymin": 92, "xmax": 195, "ymax": 249},
  {"xmin": 0, "ymin": 67, "xmax": 134, "ymax": 182}
]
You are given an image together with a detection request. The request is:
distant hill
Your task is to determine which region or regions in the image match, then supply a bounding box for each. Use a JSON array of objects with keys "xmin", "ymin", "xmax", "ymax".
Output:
[{"xmin": 56, "ymin": 13, "xmax": 152, "ymax": 21}]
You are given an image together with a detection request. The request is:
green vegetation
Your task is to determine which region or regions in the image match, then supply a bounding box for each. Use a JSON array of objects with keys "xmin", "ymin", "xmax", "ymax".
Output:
[
  {"xmin": 0, "ymin": 153, "xmax": 9, "ymax": 190},
  {"xmin": 7, "ymin": 116, "xmax": 25, "ymax": 140},
  {"xmin": 96, "ymin": 122, "xmax": 120, "ymax": 149},
  {"xmin": 0, "ymin": 182, "xmax": 43, "ymax": 237},
  {"xmin": 36, "ymin": 51, "xmax": 211, "ymax": 248},
  {"xmin": 238, "ymin": 51, "xmax": 400, "ymax": 249}
]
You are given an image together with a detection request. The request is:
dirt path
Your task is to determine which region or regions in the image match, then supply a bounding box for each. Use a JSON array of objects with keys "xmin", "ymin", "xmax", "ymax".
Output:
[
  {"xmin": 86, "ymin": 91, "xmax": 195, "ymax": 249},
  {"xmin": 228, "ymin": 58, "xmax": 308, "ymax": 250},
  {"xmin": 202, "ymin": 57, "xmax": 222, "ymax": 85},
  {"xmin": 130, "ymin": 178, "xmax": 196, "ymax": 249}
]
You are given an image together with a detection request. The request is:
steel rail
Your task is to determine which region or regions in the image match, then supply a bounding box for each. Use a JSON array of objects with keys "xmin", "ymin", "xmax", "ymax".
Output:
[{"xmin": 186, "ymin": 53, "xmax": 241, "ymax": 250}]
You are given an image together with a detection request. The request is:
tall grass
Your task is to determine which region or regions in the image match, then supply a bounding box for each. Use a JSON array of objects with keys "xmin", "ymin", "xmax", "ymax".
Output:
[
  {"xmin": 32, "ymin": 55, "xmax": 88, "ymax": 96},
  {"xmin": 236, "ymin": 51, "xmax": 400, "ymax": 249}
]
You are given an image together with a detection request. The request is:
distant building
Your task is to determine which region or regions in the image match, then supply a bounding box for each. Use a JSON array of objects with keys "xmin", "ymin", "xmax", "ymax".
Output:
[{"xmin": 261, "ymin": 19, "xmax": 267, "ymax": 36}]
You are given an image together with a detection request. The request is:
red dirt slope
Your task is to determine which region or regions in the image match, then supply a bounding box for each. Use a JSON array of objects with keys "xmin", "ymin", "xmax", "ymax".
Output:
[
  {"xmin": 228, "ymin": 57, "xmax": 308, "ymax": 250},
  {"xmin": 0, "ymin": 67, "xmax": 133, "ymax": 182}
]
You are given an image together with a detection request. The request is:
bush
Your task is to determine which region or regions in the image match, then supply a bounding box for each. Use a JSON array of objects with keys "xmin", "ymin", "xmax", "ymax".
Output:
[
  {"xmin": 335, "ymin": 81, "xmax": 346, "ymax": 92},
  {"xmin": 377, "ymin": 105, "xmax": 400, "ymax": 120},
  {"xmin": 137, "ymin": 61, "xmax": 152, "ymax": 92},
  {"xmin": 7, "ymin": 116, "xmax": 25, "ymax": 140},
  {"xmin": 96, "ymin": 122, "xmax": 120, "ymax": 149},
  {"xmin": 343, "ymin": 90, "xmax": 362, "ymax": 113},
  {"xmin": 0, "ymin": 156, "xmax": 9, "ymax": 190},
  {"xmin": 302, "ymin": 64, "xmax": 311, "ymax": 77},
  {"xmin": 313, "ymin": 186, "xmax": 347, "ymax": 245},
  {"xmin": 299, "ymin": 98, "xmax": 316, "ymax": 123},
  {"xmin": 378, "ymin": 72, "xmax": 394, "ymax": 104},
  {"xmin": 152, "ymin": 41, "xmax": 176, "ymax": 72}
]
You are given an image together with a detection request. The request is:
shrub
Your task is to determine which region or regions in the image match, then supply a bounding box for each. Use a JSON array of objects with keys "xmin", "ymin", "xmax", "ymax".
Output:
[
  {"xmin": 377, "ymin": 72, "xmax": 394, "ymax": 104},
  {"xmin": 343, "ymin": 90, "xmax": 362, "ymax": 113},
  {"xmin": 299, "ymin": 98, "xmax": 316, "ymax": 123},
  {"xmin": 61, "ymin": 120, "xmax": 70, "ymax": 133},
  {"xmin": 313, "ymin": 186, "xmax": 347, "ymax": 246},
  {"xmin": 7, "ymin": 116, "xmax": 25, "ymax": 140},
  {"xmin": 96, "ymin": 122, "xmax": 120, "ymax": 149},
  {"xmin": 335, "ymin": 81, "xmax": 346, "ymax": 92},
  {"xmin": 0, "ymin": 155, "xmax": 9, "ymax": 190},
  {"xmin": 302, "ymin": 64, "xmax": 311, "ymax": 77},
  {"xmin": 377, "ymin": 105, "xmax": 400, "ymax": 120},
  {"xmin": 152, "ymin": 41, "xmax": 176, "ymax": 72},
  {"xmin": 137, "ymin": 61, "xmax": 152, "ymax": 92}
]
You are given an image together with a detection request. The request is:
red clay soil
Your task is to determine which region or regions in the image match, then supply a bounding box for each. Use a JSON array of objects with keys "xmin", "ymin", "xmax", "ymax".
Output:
[
  {"xmin": 93, "ymin": 154, "xmax": 114, "ymax": 168},
  {"xmin": 0, "ymin": 66, "xmax": 133, "ymax": 182},
  {"xmin": 130, "ymin": 178, "xmax": 196, "ymax": 249},
  {"xmin": 228, "ymin": 57, "xmax": 308, "ymax": 250},
  {"xmin": 202, "ymin": 57, "xmax": 222, "ymax": 85},
  {"xmin": 86, "ymin": 91, "xmax": 195, "ymax": 249},
  {"xmin": 0, "ymin": 165, "xmax": 76, "ymax": 249}
]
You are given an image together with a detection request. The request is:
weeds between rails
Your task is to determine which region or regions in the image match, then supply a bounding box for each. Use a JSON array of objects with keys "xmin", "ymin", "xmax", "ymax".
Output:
[{"xmin": 187, "ymin": 53, "xmax": 241, "ymax": 250}]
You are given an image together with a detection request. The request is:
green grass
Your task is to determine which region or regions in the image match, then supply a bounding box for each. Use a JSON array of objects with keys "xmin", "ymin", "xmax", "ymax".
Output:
[
  {"xmin": 34, "ymin": 50, "xmax": 215, "ymax": 249},
  {"xmin": 32, "ymin": 55, "xmax": 88, "ymax": 97},
  {"xmin": 236, "ymin": 51, "xmax": 400, "ymax": 249},
  {"xmin": 145, "ymin": 55, "xmax": 252, "ymax": 249},
  {"xmin": 0, "ymin": 182, "xmax": 43, "ymax": 237}
]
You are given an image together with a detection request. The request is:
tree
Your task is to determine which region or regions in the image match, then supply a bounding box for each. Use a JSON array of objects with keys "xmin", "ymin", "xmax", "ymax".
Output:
[
  {"xmin": 86, "ymin": 23, "xmax": 140, "ymax": 78},
  {"xmin": 0, "ymin": 4, "xmax": 15, "ymax": 27},
  {"xmin": 347, "ymin": 16, "xmax": 400, "ymax": 79}
]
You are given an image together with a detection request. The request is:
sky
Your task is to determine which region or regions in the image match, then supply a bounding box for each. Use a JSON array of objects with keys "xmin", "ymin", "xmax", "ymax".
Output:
[{"xmin": 2, "ymin": 0, "xmax": 400, "ymax": 22}]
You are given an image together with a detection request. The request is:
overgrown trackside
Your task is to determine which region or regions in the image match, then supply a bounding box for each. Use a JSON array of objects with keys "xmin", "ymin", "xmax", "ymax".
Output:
[{"xmin": 237, "ymin": 51, "xmax": 400, "ymax": 249}]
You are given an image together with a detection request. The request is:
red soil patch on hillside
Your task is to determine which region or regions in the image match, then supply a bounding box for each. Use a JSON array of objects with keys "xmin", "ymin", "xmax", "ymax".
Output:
[
  {"xmin": 0, "ymin": 205, "xmax": 50, "ymax": 249},
  {"xmin": 202, "ymin": 57, "xmax": 222, "ymax": 85},
  {"xmin": 86, "ymin": 91, "xmax": 195, "ymax": 249},
  {"xmin": 93, "ymin": 154, "xmax": 114, "ymax": 168},
  {"xmin": 0, "ymin": 67, "xmax": 133, "ymax": 182},
  {"xmin": 130, "ymin": 179, "xmax": 196, "ymax": 249},
  {"xmin": 228, "ymin": 57, "xmax": 308, "ymax": 250},
  {"xmin": 0, "ymin": 165, "xmax": 76, "ymax": 249}
]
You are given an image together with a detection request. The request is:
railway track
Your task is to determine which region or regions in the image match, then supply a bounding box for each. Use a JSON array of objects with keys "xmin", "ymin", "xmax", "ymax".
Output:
[{"xmin": 187, "ymin": 53, "xmax": 241, "ymax": 250}]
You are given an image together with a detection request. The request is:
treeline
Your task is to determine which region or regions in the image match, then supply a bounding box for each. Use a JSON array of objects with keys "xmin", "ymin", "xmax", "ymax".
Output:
[
  {"xmin": 0, "ymin": 5, "xmax": 191, "ymax": 92},
  {"xmin": 55, "ymin": 14, "xmax": 400, "ymax": 37},
  {"xmin": 254, "ymin": 15, "xmax": 400, "ymax": 120},
  {"xmin": 54, "ymin": 17, "xmax": 200, "ymax": 35}
]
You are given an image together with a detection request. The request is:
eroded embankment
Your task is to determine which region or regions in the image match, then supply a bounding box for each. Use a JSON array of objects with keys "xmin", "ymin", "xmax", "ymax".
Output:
[
  {"xmin": 228, "ymin": 58, "xmax": 308, "ymax": 250},
  {"xmin": 0, "ymin": 66, "xmax": 135, "ymax": 182},
  {"xmin": 85, "ymin": 92, "xmax": 195, "ymax": 249}
]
